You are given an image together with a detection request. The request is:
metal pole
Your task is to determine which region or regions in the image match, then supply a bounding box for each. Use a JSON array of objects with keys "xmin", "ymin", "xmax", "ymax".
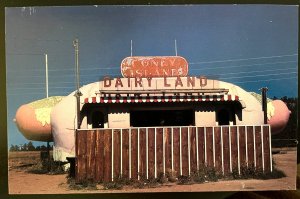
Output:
[
  {"xmin": 175, "ymin": 39, "xmax": 178, "ymax": 56},
  {"xmin": 45, "ymin": 53, "xmax": 48, "ymax": 98},
  {"xmin": 74, "ymin": 39, "xmax": 81, "ymax": 92},
  {"xmin": 73, "ymin": 39, "xmax": 82, "ymax": 129},
  {"xmin": 131, "ymin": 40, "xmax": 133, "ymax": 57}
]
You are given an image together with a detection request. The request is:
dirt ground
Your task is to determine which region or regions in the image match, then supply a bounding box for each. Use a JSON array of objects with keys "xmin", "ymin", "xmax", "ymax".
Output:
[{"xmin": 8, "ymin": 148, "xmax": 297, "ymax": 194}]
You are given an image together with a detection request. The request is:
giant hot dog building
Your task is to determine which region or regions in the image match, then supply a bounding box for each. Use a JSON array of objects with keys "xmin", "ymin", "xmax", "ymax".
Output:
[{"xmin": 14, "ymin": 56, "xmax": 291, "ymax": 182}]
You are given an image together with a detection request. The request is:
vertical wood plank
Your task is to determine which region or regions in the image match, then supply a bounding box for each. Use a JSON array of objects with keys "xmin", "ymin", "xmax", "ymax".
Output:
[
  {"xmin": 148, "ymin": 128, "xmax": 155, "ymax": 179},
  {"xmin": 190, "ymin": 127, "xmax": 197, "ymax": 173},
  {"xmin": 156, "ymin": 128, "xmax": 164, "ymax": 176},
  {"xmin": 181, "ymin": 127, "xmax": 189, "ymax": 176},
  {"xmin": 238, "ymin": 126, "xmax": 246, "ymax": 169},
  {"xmin": 231, "ymin": 126, "xmax": 238, "ymax": 172},
  {"xmin": 103, "ymin": 129, "xmax": 112, "ymax": 182},
  {"xmin": 131, "ymin": 128, "xmax": 138, "ymax": 180},
  {"xmin": 86, "ymin": 130, "xmax": 96, "ymax": 181},
  {"xmin": 95, "ymin": 130, "xmax": 104, "ymax": 182},
  {"xmin": 113, "ymin": 129, "xmax": 121, "ymax": 179},
  {"xmin": 173, "ymin": 128, "xmax": 180, "ymax": 176},
  {"xmin": 122, "ymin": 129, "xmax": 129, "ymax": 178},
  {"xmin": 198, "ymin": 127, "xmax": 205, "ymax": 167},
  {"xmin": 76, "ymin": 130, "xmax": 87, "ymax": 183},
  {"xmin": 214, "ymin": 127, "xmax": 222, "ymax": 173},
  {"xmin": 165, "ymin": 128, "xmax": 172, "ymax": 174},
  {"xmin": 255, "ymin": 126, "xmax": 263, "ymax": 170},
  {"xmin": 75, "ymin": 130, "xmax": 80, "ymax": 183},
  {"xmin": 206, "ymin": 127, "xmax": 214, "ymax": 168},
  {"xmin": 222, "ymin": 127, "xmax": 230, "ymax": 175},
  {"xmin": 139, "ymin": 128, "xmax": 147, "ymax": 179},
  {"xmin": 263, "ymin": 126, "xmax": 271, "ymax": 172},
  {"xmin": 247, "ymin": 126, "xmax": 254, "ymax": 168}
]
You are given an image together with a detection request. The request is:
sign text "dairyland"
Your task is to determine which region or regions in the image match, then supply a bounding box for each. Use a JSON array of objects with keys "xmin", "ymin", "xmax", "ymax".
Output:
[{"xmin": 103, "ymin": 76, "xmax": 208, "ymax": 88}]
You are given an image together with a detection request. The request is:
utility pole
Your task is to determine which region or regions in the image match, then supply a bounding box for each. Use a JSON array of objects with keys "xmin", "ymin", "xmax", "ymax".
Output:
[
  {"xmin": 73, "ymin": 39, "xmax": 82, "ymax": 129},
  {"xmin": 45, "ymin": 53, "xmax": 50, "ymax": 168}
]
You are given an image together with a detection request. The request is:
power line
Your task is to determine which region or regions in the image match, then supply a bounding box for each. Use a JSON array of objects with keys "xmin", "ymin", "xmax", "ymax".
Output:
[
  {"xmin": 203, "ymin": 67, "xmax": 297, "ymax": 77},
  {"xmin": 7, "ymin": 93, "xmax": 47, "ymax": 96},
  {"xmin": 7, "ymin": 80, "xmax": 98, "ymax": 86},
  {"xmin": 6, "ymin": 72, "xmax": 121, "ymax": 80},
  {"xmin": 6, "ymin": 53, "xmax": 45, "ymax": 56},
  {"xmin": 50, "ymin": 67, "xmax": 120, "ymax": 72},
  {"xmin": 6, "ymin": 37, "xmax": 72, "ymax": 42},
  {"xmin": 7, "ymin": 66, "xmax": 120, "ymax": 73},
  {"xmin": 9, "ymin": 86, "xmax": 75, "ymax": 90},
  {"xmin": 221, "ymin": 72, "xmax": 297, "ymax": 80},
  {"xmin": 7, "ymin": 92, "xmax": 68, "ymax": 96},
  {"xmin": 189, "ymin": 53, "xmax": 298, "ymax": 65},
  {"xmin": 233, "ymin": 76, "xmax": 297, "ymax": 84},
  {"xmin": 189, "ymin": 60, "xmax": 297, "ymax": 71}
]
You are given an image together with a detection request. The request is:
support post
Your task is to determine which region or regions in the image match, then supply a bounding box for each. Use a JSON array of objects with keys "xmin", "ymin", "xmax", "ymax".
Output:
[{"xmin": 260, "ymin": 87, "xmax": 268, "ymax": 124}]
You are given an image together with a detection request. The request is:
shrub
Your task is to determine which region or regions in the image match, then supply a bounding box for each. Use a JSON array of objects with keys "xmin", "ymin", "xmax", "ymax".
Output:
[
  {"xmin": 28, "ymin": 158, "xmax": 66, "ymax": 175},
  {"xmin": 67, "ymin": 178, "xmax": 97, "ymax": 190}
]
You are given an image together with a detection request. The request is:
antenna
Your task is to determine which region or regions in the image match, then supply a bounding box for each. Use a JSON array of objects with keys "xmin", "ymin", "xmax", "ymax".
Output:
[
  {"xmin": 73, "ymin": 39, "xmax": 81, "ymax": 92},
  {"xmin": 45, "ymin": 53, "xmax": 48, "ymax": 98},
  {"xmin": 131, "ymin": 40, "xmax": 133, "ymax": 57},
  {"xmin": 175, "ymin": 39, "xmax": 178, "ymax": 56}
]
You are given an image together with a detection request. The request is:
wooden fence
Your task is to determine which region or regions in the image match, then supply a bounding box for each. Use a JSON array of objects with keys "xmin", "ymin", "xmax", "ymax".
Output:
[{"xmin": 75, "ymin": 125, "xmax": 272, "ymax": 183}]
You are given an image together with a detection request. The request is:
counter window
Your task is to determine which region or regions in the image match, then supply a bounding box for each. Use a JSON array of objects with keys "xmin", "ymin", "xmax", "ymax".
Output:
[
  {"xmin": 217, "ymin": 109, "xmax": 230, "ymax": 125},
  {"xmin": 92, "ymin": 111, "xmax": 104, "ymax": 128},
  {"xmin": 130, "ymin": 109, "xmax": 194, "ymax": 127}
]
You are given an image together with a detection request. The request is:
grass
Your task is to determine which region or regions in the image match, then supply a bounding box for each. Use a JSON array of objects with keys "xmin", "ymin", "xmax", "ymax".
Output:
[
  {"xmin": 102, "ymin": 175, "xmax": 131, "ymax": 190},
  {"xmin": 225, "ymin": 165, "xmax": 286, "ymax": 180},
  {"xmin": 9, "ymin": 151, "xmax": 66, "ymax": 175},
  {"xmin": 66, "ymin": 165, "xmax": 286, "ymax": 190},
  {"xmin": 102, "ymin": 173, "xmax": 165, "ymax": 190}
]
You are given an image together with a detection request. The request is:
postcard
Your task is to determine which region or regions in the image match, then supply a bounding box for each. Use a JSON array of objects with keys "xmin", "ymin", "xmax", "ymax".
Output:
[{"xmin": 5, "ymin": 4, "xmax": 298, "ymax": 194}]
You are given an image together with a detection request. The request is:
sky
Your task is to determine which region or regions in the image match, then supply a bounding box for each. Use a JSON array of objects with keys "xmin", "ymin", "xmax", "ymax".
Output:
[{"xmin": 5, "ymin": 5, "xmax": 298, "ymax": 146}]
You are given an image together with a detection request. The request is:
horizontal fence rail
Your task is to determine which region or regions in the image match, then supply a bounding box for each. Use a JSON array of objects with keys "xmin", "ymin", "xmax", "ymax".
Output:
[{"xmin": 75, "ymin": 125, "xmax": 272, "ymax": 183}]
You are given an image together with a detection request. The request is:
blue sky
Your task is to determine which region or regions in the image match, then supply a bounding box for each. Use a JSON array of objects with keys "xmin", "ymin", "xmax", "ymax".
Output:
[{"xmin": 5, "ymin": 5, "xmax": 298, "ymax": 146}]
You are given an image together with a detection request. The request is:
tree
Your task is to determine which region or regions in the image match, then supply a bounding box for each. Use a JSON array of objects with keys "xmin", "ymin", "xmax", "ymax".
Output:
[
  {"xmin": 22, "ymin": 143, "xmax": 28, "ymax": 151},
  {"xmin": 27, "ymin": 141, "xmax": 35, "ymax": 151},
  {"xmin": 40, "ymin": 145, "xmax": 47, "ymax": 151},
  {"xmin": 9, "ymin": 145, "xmax": 17, "ymax": 152}
]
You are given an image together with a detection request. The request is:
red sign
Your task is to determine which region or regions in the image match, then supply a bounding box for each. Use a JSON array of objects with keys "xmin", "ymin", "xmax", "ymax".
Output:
[{"xmin": 121, "ymin": 56, "xmax": 188, "ymax": 78}]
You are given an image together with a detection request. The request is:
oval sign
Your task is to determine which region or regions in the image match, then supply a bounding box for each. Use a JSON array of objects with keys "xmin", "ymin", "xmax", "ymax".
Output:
[{"xmin": 121, "ymin": 56, "xmax": 188, "ymax": 78}]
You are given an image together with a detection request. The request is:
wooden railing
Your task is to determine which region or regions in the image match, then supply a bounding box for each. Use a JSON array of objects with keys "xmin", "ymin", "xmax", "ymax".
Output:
[{"xmin": 75, "ymin": 125, "xmax": 272, "ymax": 183}]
